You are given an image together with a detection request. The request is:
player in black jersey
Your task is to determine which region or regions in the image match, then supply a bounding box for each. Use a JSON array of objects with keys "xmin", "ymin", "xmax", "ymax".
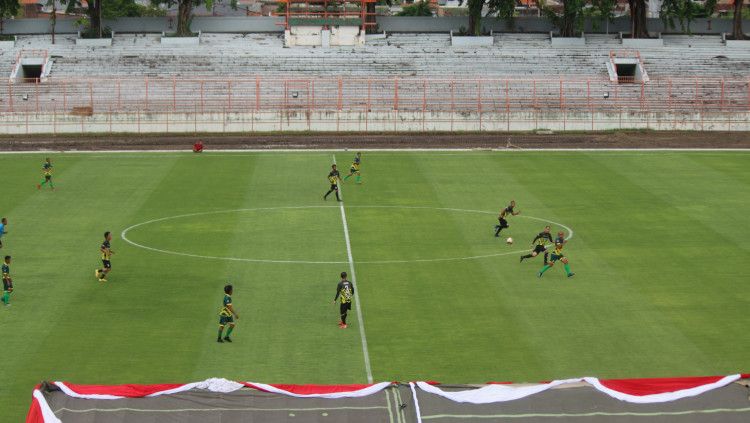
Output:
[
  {"xmin": 520, "ymin": 226, "xmax": 553, "ymax": 264},
  {"xmin": 323, "ymin": 164, "xmax": 341, "ymax": 202},
  {"xmin": 332, "ymin": 272, "xmax": 354, "ymax": 329},
  {"xmin": 494, "ymin": 200, "xmax": 519, "ymax": 237}
]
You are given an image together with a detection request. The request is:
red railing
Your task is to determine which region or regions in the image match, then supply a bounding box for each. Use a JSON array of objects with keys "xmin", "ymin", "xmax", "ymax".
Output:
[{"xmin": 3, "ymin": 76, "xmax": 748, "ymax": 115}]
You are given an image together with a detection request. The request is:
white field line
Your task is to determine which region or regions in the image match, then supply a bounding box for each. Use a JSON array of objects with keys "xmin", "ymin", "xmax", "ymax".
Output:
[
  {"xmin": 120, "ymin": 206, "xmax": 573, "ymax": 265},
  {"xmin": 1, "ymin": 148, "xmax": 749, "ymax": 154},
  {"xmin": 333, "ymin": 154, "xmax": 374, "ymax": 384}
]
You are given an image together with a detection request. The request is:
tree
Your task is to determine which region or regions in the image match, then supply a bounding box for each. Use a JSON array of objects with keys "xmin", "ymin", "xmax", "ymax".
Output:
[
  {"xmin": 732, "ymin": 0, "xmax": 745, "ymax": 40},
  {"xmin": 460, "ymin": 0, "xmax": 515, "ymax": 37},
  {"xmin": 540, "ymin": 0, "xmax": 586, "ymax": 37},
  {"xmin": 396, "ymin": 0, "xmax": 431, "ymax": 16},
  {"xmin": 0, "ymin": 0, "xmax": 19, "ymax": 34},
  {"xmin": 627, "ymin": 0, "xmax": 648, "ymax": 38},
  {"xmin": 660, "ymin": 0, "xmax": 715, "ymax": 34},
  {"xmin": 587, "ymin": 0, "xmax": 616, "ymax": 33},
  {"xmin": 62, "ymin": 0, "xmax": 105, "ymax": 38},
  {"xmin": 151, "ymin": 0, "xmax": 235, "ymax": 36}
]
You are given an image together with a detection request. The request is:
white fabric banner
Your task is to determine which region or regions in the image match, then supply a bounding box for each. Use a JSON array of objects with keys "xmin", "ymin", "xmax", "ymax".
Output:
[
  {"xmin": 416, "ymin": 379, "xmax": 584, "ymax": 404},
  {"xmin": 245, "ymin": 381, "xmax": 393, "ymax": 398}
]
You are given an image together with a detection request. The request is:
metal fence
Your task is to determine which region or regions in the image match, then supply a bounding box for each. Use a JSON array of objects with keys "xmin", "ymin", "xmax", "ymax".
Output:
[{"xmin": 6, "ymin": 76, "xmax": 750, "ymax": 114}]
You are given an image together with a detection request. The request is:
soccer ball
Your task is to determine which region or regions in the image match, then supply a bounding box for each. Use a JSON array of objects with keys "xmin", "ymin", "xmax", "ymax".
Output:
[{"xmin": 506, "ymin": 237, "xmax": 513, "ymax": 245}]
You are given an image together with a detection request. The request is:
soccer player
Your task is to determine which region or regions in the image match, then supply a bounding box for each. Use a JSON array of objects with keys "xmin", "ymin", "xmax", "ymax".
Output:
[
  {"xmin": 37, "ymin": 158, "xmax": 54, "ymax": 190},
  {"xmin": 520, "ymin": 225, "xmax": 553, "ymax": 264},
  {"xmin": 2, "ymin": 256, "xmax": 12, "ymax": 306},
  {"xmin": 218, "ymin": 284, "xmax": 239, "ymax": 343},
  {"xmin": 95, "ymin": 231, "xmax": 114, "ymax": 282},
  {"xmin": 193, "ymin": 140, "xmax": 203, "ymax": 153},
  {"xmin": 494, "ymin": 200, "xmax": 520, "ymax": 237},
  {"xmin": 323, "ymin": 164, "xmax": 341, "ymax": 201},
  {"xmin": 0, "ymin": 217, "xmax": 7, "ymax": 249},
  {"xmin": 538, "ymin": 231, "xmax": 575, "ymax": 278},
  {"xmin": 343, "ymin": 152, "xmax": 362, "ymax": 184},
  {"xmin": 332, "ymin": 271, "xmax": 354, "ymax": 329}
]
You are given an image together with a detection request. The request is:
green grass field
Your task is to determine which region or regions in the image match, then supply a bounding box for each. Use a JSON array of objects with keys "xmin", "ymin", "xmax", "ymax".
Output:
[{"xmin": 1, "ymin": 150, "xmax": 749, "ymax": 421}]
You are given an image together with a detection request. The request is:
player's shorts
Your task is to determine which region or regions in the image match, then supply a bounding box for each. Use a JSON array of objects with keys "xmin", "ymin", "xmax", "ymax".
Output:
[
  {"xmin": 340, "ymin": 302, "xmax": 352, "ymax": 315},
  {"xmin": 3, "ymin": 279, "xmax": 12, "ymax": 292},
  {"xmin": 350, "ymin": 167, "xmax": 359, "ymax": 174},
  {"xmin": 498, "ymin": 218, "xmax": 509, "ymax": 228},
  {"xmin": 219, "ymin": 315, "xmax": 234, "ymax": 325},
  {"xmin": 102, "ymin": 260, "xmax": 111, "ymax": 269},
  {"xmin": 330, "ymin": 184, "xmax": 339, "ymax": 191},
  {"xmin": 45, "ymin": 175, "xmax": 52, "ymax": 180},
  {"xmin": 533, "ymin": 245, "xmax": 547, "ymax": 254},
  {"xmin": 549, "ymin": 253, "xmax": 564, "ymax": 263}
]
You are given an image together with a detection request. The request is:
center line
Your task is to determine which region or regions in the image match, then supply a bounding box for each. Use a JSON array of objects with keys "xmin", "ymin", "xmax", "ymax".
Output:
[{"xmin": 333, "ymin": 154, "xmax": 374, "ymax": 384}]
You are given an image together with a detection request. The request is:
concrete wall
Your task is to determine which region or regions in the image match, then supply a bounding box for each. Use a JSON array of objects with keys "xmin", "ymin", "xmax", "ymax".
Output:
[
  {"xmin": 1, "ymin": 110, "xmax": 747, "ymax": 134},
  {"xmin": 1, "ymin": 16, "xmax": 748, "ymax": 36}
]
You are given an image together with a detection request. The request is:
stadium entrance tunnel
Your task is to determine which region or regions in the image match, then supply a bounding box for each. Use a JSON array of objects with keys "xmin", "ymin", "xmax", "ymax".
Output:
[
  {"xmin": 10, "ymin": 56, "xmax": 51, "ymax": 83},
  {"xmin": 607, "ymin": 52, "xmax": 649, "ymax": 84}
]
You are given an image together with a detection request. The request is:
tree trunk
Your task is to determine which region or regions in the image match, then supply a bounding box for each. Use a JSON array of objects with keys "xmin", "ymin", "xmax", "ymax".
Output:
[
  {"xmin": 733, "ymin": 0, "xmax": 745, "ymax": 40},
  {"xmin": 628, "ymin": 0, "xmax": 649, "ymax": 38},
  {"xmin": 365, "ymin": 2, "xmax": 376, "ymax": 34},
  {"xmin": 468, "ymin": 0, "xmax": 483, "ymax": 35},
  {"xmin": 177, "ymin": 0, "xmax": 193, "ymax": 36},
  {"xmin": 51, "ymin": 3, "xmax": 56, "ymax": 44},
  {"xmin": 87, "ymin": 0, "xmax": 102, "ymax": 37},
  {"xmin": 559, "ymin": 0, "xmax": 575, "ymax": 37}
]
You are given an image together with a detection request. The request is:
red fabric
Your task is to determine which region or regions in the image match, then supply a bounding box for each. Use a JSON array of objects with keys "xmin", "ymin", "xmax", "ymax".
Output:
[
  {"xmin": 598, "ymin": 376, "xmax": 725, "ymax": 396},
  {"xmin": 740, "ymin": 374, "xmax": 750, "ymax": 379},
  {"xmin": 244, "ymin": 383, "xmax": 374, "ymax": 395},
  {"xmin": 60, "ymin": 382, "xmax": 186, "ymax": 397},
  {"xmin": 24, "ymin": 396, "xmax": 43, "ymax": 423},
  {"xmin": 193, "ymin": 142, "xmax": 203, "ymax": 152}
]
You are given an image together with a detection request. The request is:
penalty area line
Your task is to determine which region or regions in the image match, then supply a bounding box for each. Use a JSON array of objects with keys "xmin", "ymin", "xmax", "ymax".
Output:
[{"xmin": 332, "ymin": 154, "xmax": 374, "ymax": 384}]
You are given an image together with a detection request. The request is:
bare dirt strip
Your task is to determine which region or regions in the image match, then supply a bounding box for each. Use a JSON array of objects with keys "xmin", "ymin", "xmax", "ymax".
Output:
[{"xmin": 0, "ymin": 132, "xmax": 748, "ymax": 151}]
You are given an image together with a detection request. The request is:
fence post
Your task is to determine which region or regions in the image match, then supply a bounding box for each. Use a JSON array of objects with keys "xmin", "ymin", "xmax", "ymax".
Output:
[
  {"xmin": 145, "ymin": 77, "xmax": 149, "ymax": 111},
  {"xmin": 394, "ymin": 77, "xmax": 398, "ymax": 111},
  {"xmin": 422, "ymin": 79, "xmax": 427, "ymax": 131},
  {"xmin": 116, "ymin": 80, "xmax": 120, "ymax": 110},
  {"xmin": 173, "ymin": 76, "xmax": 177, "ymax": 111},
  {"xmin": 200, "ymin": 81, "xmax": 205, "ymax": 114},
  {"xmin": 89, "ymin": 81, "xmax": 93, "ymax": 109},
  {"xmin": 255, "ymin": 76, "xmax": 260, "ymax": 112},
  {"xmin": 7, "ymin": 80, "xmax": 12, "ymax": 113},
  {"xmin": 228, "ymin": 81, "xmax": 232, "ymax": 112},
  {"xmin": 337, "ymin": 77, "xmax": 342, "ymax": 111},
  {"xmin": 477, "ymin": 79, "xmax": 482, "ymax": 130},
  {"xmin": 35, "ymin": 79, "xmax": 39, "ymax": 113},
  {"xmin": 450, "ymin": 80, "xmax": 454, "ymax": 131},
  {"xmin": 559, "ymin": 79, "xmax": 563, "ymax": 110},
  {"xmin": 720, "ymin": 78, "xmax": 725, "ymax": 111}
]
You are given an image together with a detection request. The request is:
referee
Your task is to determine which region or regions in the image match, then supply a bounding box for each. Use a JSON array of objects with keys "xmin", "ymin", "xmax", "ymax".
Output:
[{"xmin": 332, "ymin": 272, "xmax": 354, "ymax": 329}]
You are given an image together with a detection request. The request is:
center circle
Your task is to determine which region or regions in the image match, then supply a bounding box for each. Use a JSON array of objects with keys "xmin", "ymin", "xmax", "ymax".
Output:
[{"xmin": 121, "ymin": 206, "xmax": 573, "ymax": 265}]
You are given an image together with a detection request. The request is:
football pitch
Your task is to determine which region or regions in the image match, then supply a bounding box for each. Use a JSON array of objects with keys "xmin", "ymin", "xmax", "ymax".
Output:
[{"xmin": 2, "ymin": 149, "xmax": 749, "ymax": 421}]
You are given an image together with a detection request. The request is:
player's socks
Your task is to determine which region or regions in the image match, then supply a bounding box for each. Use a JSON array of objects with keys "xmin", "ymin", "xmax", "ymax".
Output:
[
  {"xmin": 539, "ymin": 264, "xmax": 552, "ymax": 275},
  {"xmin": 217, "ymin": 328, "xmax": 224, "ymax": 342},
  {"xmin": 521, "ymin": 254, "xmax": 533, "ymax": 260},
  {"xmin": 355, "ymin": 175, "xmax": 361, "ymax": 183},
  {"xmin": 344, "ymin": 174, "xmax": 351, "ymax": 180},
  {"xmin": 335, "ymin": 192, "xmax": 341, "ymax": 201},
  {"xmin": 564, "ymin": 263, "xmax": 573, "ymax": 276},
  {"xmin": 225, "ymin": 326, "xmax": 234, "ymax": 338},
  {"xmin": 494, "ymin": 226, "xmax": 502, "ymax": 236},
  {"xmin": 2, "ymin": 291, "xmax": 8, "ymax": 304}
]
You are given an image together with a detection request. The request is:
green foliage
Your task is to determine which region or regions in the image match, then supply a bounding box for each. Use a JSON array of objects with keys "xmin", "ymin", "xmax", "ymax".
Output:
[
  {"xmin": 0, "ymin": 0, "xmax": 19, "ymax": 23},
  {"xmin": 660, "ymin": 0, "xmax": 715, "ymax": 33},
  {"xmin": 585, "ymin": 0, "xmax": 615, "ymax": 31},
  {"xmin": 103, "ymin": 0, "xmax": 166, "ymax": 18},
  {"xmin": 539, "ymin": 0, "xmax": 586, "ymax": 37},
  {"xmin": 396, "ymin": 0, "xmax": 432, "ymax": 16}
]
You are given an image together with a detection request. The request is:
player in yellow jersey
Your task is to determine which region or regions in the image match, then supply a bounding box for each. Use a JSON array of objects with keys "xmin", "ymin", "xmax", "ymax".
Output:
[
  {"xmin": 538, "ymin": 231, "xmax": 574, "ymax": 278},
  {"xmin": 323, "ymin": 164, "xmax": 341, "ymax": 201},
  {"xmin": 343, "ymin": 152, "xmax": 362, "ymax": 184},
  {"xmin": 95, "ymin": 232, "xmax": 114, "ymax": 282},
  {"xmin": 37, "ymin": 158, "xmax": 55, "ymax": 190}
]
